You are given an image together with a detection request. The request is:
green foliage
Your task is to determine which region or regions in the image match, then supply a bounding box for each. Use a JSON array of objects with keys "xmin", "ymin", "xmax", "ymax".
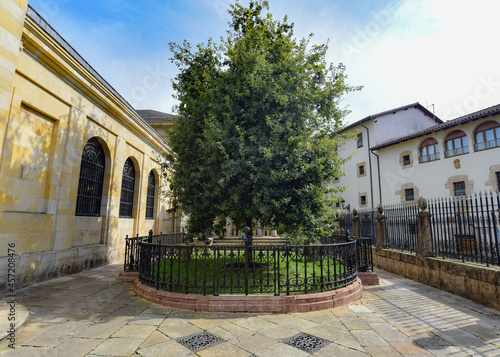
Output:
[{"xmin": 165, "ymin": 1, "xmax": 360, "ymax": 237}]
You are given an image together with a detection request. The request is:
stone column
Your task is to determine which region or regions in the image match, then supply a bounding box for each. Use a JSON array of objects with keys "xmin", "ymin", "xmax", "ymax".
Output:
[
  {"xmin": 352, "ymin": 208, "xmax": 359, "ymax": 237},
  {"xmin": 417, "ymin": 196, "xmax": 434, "ymax": 257},
  {"xmin": 376, "ymin": 204, "xmax": 387, "ymax": 247},
  {"xmin": 226, "ymin": 218, "xmax": 231, "ymax": 237}
]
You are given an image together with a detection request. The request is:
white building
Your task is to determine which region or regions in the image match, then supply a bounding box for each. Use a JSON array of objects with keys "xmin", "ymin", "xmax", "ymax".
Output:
[
  {"xmin": 335, "ymin": 103, "xmax": 500, "ymax": 208},
  {"xmin": 334, "ymin": 103, "xmax": 440, "ymax": 210}
]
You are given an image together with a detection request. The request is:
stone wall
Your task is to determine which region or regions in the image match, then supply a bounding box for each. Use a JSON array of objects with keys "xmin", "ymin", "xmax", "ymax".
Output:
[
  {"xmin": 373, "ymin": 248, "xmax": 500, "ymax": 311},
  {"xmin": 0, "ymin": 3, "xmax": 172, "ymax": 292}
]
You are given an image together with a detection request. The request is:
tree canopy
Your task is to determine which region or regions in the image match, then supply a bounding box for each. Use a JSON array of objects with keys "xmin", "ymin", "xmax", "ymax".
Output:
[{"xmin": 165, "ymin": 1, "xmax": 359, "ymax": 239}]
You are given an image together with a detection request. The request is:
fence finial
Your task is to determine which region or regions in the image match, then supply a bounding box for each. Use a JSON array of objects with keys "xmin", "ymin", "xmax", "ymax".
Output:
[
  {"xmin": 377, "ymin": 204, "xmax": 384, "ymax": 215},
  {"xmin": 418, "ymin": 196, "xmax": 428, "ymax": 212}
]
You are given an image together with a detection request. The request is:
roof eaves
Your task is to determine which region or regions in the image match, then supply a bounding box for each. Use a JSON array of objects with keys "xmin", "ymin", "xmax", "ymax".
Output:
[
  {"xmin": 341, "ymin": 102, "xmax": 442, "ymax": 133},
  {"xmin": 371, "ymin": 103, "xmax": 500, "ymax": 150}
]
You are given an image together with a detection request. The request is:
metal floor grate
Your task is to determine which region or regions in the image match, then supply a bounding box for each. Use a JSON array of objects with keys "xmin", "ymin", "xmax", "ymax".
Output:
[
  {"xmin": 176, "ymin": 331, "xmax": 225, "ymax": 352},
  {"xmin": 283, "ymin": 332, "xmax": 331, "ymax": 353}
]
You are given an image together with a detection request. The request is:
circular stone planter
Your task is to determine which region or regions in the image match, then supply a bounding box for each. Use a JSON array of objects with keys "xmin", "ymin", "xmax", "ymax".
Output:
[{"xmin": 133, "ymin": 277, "xmax": 362, "ymax": 313}]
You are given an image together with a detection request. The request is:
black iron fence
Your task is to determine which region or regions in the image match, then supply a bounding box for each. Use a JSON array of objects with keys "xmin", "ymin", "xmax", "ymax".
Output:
[
  {"xmin": 321, "ymin": 233, "xmax": 373, "ymax": 272},
  {"xmin": 336, "ymin": 191, "xmax": 500, "ymax": 267},
  {"xmin": 385, "ymin": 202, "xmax": 419, "ymax": 252},
  {"xmin": 137, "ymin": 241, "xmax": 358, "ymax": 296},
  {"xmin": 124, "ymin": 231, "xmax": 184, "ymax": 271},
  {"xmin": 428, "ymin": 193, "xmax": 500, "ymax": 266}
]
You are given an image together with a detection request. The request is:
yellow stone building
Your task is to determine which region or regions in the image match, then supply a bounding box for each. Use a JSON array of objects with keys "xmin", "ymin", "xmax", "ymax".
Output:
[{"xmin": 0, "ymin": 1, "xmax": 175, "ymax": 291}]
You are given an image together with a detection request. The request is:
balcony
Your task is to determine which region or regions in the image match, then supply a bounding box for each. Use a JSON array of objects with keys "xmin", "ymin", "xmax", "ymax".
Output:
[
  {"xmin": 444, "ymin": 146, "xmax": 469, "ymax": 158},
  {"xmin": 474, "ymin": 138, "xmax": 500, "ymax": 151},
  {"xmin": 419, "ymin": 153, "xmax": 440, "ymax": 163}
]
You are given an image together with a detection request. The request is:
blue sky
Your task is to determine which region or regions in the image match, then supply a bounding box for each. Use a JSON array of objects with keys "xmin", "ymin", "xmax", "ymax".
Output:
[{"xmin": 28, "ymin": 0, "xmax": 500, "ymax": 124}]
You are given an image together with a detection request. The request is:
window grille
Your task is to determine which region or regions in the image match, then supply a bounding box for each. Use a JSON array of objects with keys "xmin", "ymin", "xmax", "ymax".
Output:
[
  {"xmin": 453, "ymin": 181, "xmax": 466, "ymax": 196},
  {"xmin": 146, "ymin": 171, "xmax": 155, "ymax": 219},
  {"xmin": 405, "ymin": 188, "xmax": 414, "ymax": 201},
  {"xmin": 359, "ymin": 165, "xmax": 365, "ymax": 175},
  {"xmin": 403, "ymin": 155, "xmax": 411, "ymax": 166},
  {"xmin": 75, "ymin": 138, "xmax": 105, "ymax": 216},
  {"xmin": 119, "ymin": 158, "xmax": 135, "ymax": 218},
  {"xmin": 360, "ymin": 195, "xmax": 367, "ymax": 205}
]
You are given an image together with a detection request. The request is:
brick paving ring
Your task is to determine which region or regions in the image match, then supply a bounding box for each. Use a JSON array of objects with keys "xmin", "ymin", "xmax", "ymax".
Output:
[{"xmin": 133, "ymin": 277, "xmax": 362, "ymax": 313}]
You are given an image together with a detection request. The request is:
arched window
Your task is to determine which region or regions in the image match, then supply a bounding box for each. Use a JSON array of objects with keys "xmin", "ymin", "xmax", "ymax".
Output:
[
  {"xmin": 146, "ymin": 171, "xmax": 155, "ymax": 219},
  {"xmin": 119, "ymin": 158, "xmax": 135, "ymax": 218},
  {"xmin": 419, "ymin": 138, "xmax": 440, "ymax": 163},
  {"xmin": 474, "ymin": 121, "xmax": 500, "ymax": 151},
  {"xmin": 444, "ymin": 130, "xmax": 469, "ymax": 158},
  {"xmin": 75, "ymin": 138, "xmax": 105, "ymax": 216}
]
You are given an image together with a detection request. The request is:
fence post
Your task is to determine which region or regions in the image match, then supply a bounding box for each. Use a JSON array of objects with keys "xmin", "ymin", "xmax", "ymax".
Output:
[
  {"xmin": 376, "ymin": 204, "xmax": 387, "ymax": 247},
  {"xmin": 417, "ymin": 196, "xmax": 434, "ymax": 257},
  {"xmin": 352, "ymin": 208, "xmax": 359, "ymax": 237}
]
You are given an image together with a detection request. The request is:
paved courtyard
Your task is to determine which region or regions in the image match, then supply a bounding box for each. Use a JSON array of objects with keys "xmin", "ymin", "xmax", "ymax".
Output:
[{"xmin": 0, "ymin": 264, "xmax": 499, "ymax": 356}]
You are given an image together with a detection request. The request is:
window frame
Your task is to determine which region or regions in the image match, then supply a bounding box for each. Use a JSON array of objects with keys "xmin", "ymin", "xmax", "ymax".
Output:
[
  {"xmin": 402, "ymin": 155, "xmax": 411, "ymax": 166},
  {"xmin": 360, "ymin": 195, "xmax": 367, "ymax": 206},
  {"xmin": 419, "ymin": 138, "xmax": 440, "ymax": 163},
  {"xmin": 405, "ymin": 188, "xmax": 414, "ymax": 201},
  {"xmin": 75, "ymin": 138, "xmax": 105, "ymax": 217},
  {"xmin": 453, "ymin": 181, "xmax": 466, "ymax": 196},
  {"xmin": 444, "ymin": 131, "xmax": 469, "ymax": 158},
  {"xmin": 119, "ymin": 158, "xmax": 136, "ymax": 218},
  {"xmin": 496, "ymin": 171, "xmax": 500, "ymax": 192},
  {"xmin": 474, "ymin": 121, "xmax": 500, "ymax": 151},
  {"xmin": 145, "ymin": 171, "xmax": 155, "ymax": 219},
  {"xmin": 357, "ymin": 133, "xmax": 363, "ymax": 148},
  {"xmin": 359, "ymin": 165, "xmax": 365, "ymax": 176}
]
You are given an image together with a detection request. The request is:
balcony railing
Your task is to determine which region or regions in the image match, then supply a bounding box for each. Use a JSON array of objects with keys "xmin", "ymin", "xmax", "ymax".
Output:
[
  {"xmin": 474, "ymin": 138, "xmax": 500, "ymax": 151},
  {"xmin": 419, "ymin": 153, "xmax": 440, "ymax": 163},
  {"xmin": 444, "ymin": 146, "xmax": 469, "ymax": 158}
]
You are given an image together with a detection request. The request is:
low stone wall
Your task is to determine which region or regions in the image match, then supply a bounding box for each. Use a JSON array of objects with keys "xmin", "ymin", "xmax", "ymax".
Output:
[
  {"xmin": 373, "ymin": 248, "xmax": 500, "ymax": 311},
  {"xmin": 134, "ymin": 278, "xmax": 362, "ymax": 313},
  {"xmin": 0, "ymin": 244, "xmax": 111, "ymax": 293}
]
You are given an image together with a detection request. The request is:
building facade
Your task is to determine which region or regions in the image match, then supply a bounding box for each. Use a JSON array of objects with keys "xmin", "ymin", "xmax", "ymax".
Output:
[
  {"xmin": 0, "ymin": 2, "xmax": 175, "ymax": 291},
  {"xmin": 334, "ymin": 103, "xmax": 440, "ymax": 210},
  {"xmin": 335, "ymin": 103, "xmax": 500, "ymax": 209}
]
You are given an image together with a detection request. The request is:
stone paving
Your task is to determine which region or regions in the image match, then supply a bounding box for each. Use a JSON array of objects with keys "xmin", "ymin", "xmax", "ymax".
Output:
[{"xmin": 0, "ymin": 264, "xmax": 499, "ymax": 356}]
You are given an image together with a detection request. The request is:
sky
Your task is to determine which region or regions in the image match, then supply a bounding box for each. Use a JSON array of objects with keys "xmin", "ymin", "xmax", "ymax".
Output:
[{"xmin": 28, "ymin": 0, "xmax": 500, "ymax": 125}]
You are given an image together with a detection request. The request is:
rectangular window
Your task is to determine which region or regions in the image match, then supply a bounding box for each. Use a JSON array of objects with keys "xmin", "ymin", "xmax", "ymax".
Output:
[
  {"xmin": 496, "ymin": 172, "xmax": 500, "ymax": 191},
  {"xmin": 403, "ymin": 155, "xmax": 411, "ymax": 166},
  {"xmin": 405, "ymin": 188, "xmax": 414, "ymax": 201},
  {"xmin": 357, "ymin": 133, "xmax": 363, "ymax": 148},
  {"xmin": 360, "ymin": 195, "xmax": 367, "ymax": 205},
  {"xmin": 359, "ymin": 165, "xmax": 365, "ymax": 175},
  {"xmin": 453, "ymin": 181, "xmax": 466, "ymax": 196}
]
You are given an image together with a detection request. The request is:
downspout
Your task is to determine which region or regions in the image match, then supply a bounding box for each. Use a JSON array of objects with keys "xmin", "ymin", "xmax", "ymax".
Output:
[
  {"xmin": 370, "ymin": 149, "xmax": 382, "ymax": 204},
  {"xmin": 360, "ymin": 124, "xmax": 374, "ymax": 210}
]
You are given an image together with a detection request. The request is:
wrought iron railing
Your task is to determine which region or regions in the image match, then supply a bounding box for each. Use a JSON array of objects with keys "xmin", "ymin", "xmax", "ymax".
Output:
[
  {"xmin": 124, "ymin": 231, "xmax": 185, "ymax": 271},
  {"xmin": 419, "ymin": 153, "xmax": 440, "ymax": 163},
  {"xmin": 321, "ymin": 233, "xmax": 374, "ymax": 272},
  {"xmin": 428, "ymin": 193, "xmax": 500, "ymax": 267},
  {"xmin": 136, "ymin": 241, "xmax": 358, "ymax": 296}
]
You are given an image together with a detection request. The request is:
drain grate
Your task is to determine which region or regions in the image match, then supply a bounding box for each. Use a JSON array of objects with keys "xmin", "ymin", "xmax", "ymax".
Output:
[
  {"xmin": 177, "ymin": 331, "xmax": 224, "ymax": 352},
  {"xmin": 283, "ymin": 332, "xmax": 331, "ymax": 353}
]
